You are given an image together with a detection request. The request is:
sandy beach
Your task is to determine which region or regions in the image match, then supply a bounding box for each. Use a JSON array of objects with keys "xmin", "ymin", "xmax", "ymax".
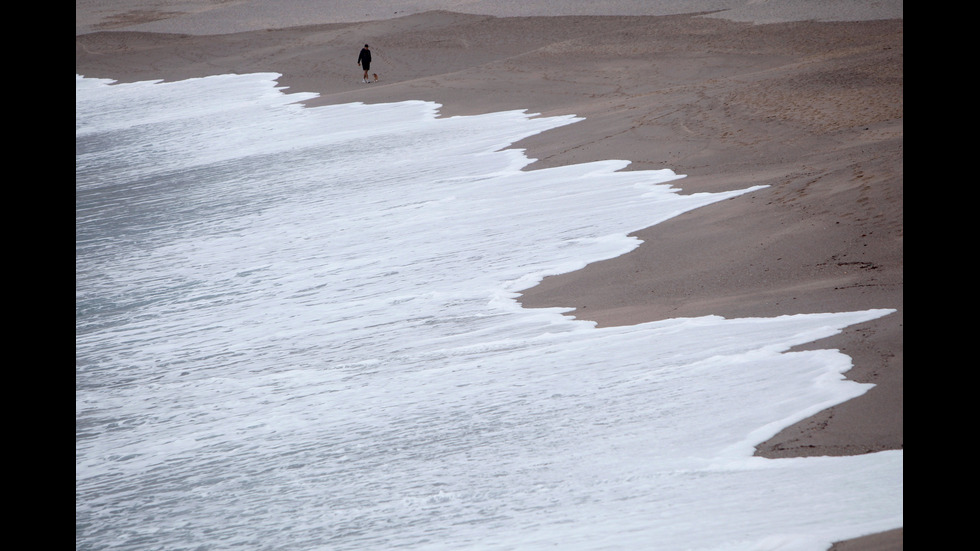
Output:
[{"xmin": 76, "ymin": 1, "xmax": 902, "ymax": 548}]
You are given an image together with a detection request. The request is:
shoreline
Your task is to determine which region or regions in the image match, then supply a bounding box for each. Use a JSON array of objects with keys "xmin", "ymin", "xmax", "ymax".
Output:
[{"xmin": 76, "ymin": 5, "xmax": 902, "ymax": 549}]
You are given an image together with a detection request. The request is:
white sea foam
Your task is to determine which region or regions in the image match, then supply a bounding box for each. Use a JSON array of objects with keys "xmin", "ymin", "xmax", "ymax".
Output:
[{"xmin": 76, "ymin": 73, "xmax": 901, "ymax": 551}]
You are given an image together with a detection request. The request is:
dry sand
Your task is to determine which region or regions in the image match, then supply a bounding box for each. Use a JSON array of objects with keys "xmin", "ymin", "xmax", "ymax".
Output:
[{"xmin": 76, "ymin": 2, "xmax": 902, "ymax": 549}]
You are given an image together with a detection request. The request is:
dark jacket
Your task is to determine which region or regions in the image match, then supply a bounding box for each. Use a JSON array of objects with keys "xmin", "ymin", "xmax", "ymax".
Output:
[{"xmin": 358, "ymin": 48, "xmax": 371, "ymax": 66}]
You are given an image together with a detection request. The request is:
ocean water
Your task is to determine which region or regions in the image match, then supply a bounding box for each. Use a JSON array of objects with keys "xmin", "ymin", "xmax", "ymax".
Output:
[{"xmin": 75, "ymin": 73, "xmax": 902, "ymax": 551}]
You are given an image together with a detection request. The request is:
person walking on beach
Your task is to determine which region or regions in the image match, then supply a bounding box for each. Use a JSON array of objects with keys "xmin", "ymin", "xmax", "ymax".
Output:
[{"xmin": 357, "ymin": 44, "xmax": 377, "ymax": 83}]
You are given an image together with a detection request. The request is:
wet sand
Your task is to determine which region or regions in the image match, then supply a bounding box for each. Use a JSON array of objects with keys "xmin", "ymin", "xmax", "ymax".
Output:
[{"xmin": 76, "ymin": 2, "xmax": 902, "ymax": 548}]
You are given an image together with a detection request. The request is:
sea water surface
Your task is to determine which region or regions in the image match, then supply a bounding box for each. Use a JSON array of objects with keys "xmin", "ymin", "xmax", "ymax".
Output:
[{"xmin": 75, "ymin": 73, "xmax": 902, "ymax": 551}]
